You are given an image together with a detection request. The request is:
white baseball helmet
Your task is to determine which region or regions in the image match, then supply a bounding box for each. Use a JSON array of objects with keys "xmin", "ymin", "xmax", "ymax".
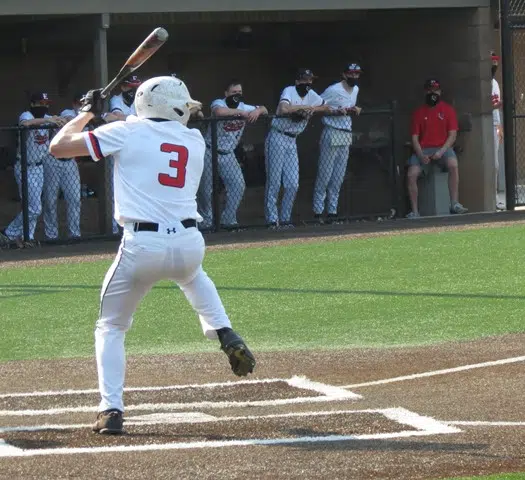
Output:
[{"xmin": 134, "ymin": 76, "xmax": 201, "ymax": 125}]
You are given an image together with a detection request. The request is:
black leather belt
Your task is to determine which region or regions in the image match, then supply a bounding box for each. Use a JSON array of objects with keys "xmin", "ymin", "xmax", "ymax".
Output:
[
  {"xmin": 133, "ymin": 219, "xmax": 197, "ymax": 233},
  {"xmin": 327, "ymin": 126, "xmax": 351, "ymax": 133},
  {"xmin": 272, "ymin": 128, "xmax": 298, "ymax": 138}
]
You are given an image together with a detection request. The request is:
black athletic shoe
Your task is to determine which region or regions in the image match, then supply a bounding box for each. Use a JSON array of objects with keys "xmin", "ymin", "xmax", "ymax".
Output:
[
  {"xmin": 216, "ymin": 328, "xmax": 256, "ymax": 377},
  {"xmin": 326, "ymin": 213, "xmax": 339, "ymax": 224},
  {"xmin": 92, "ymin": 409, "xmax": 124, "ymax": 435}
]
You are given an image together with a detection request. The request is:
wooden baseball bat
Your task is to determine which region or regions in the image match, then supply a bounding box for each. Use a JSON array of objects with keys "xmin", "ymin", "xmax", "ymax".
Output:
[{"xmin": 100, "ymin": 27, "xmax": 169, "ymax": 98}]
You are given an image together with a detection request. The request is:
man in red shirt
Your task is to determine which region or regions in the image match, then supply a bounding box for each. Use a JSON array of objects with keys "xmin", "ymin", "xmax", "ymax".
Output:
[{"xmin": 406, "ymin": 78, "xmax": 468, "ymax": 218}]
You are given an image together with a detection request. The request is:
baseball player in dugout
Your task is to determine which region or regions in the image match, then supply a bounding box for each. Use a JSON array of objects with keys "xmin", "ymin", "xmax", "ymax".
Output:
[
  {"xmin": 0, "ymin": 92, "xmax": 67, "ymax": 248},
  {"xmin": 265, "ymin": 68, "xmax": 330, "ymax": 230},
  {"xmin": 49, "ymin": 75, "xmax": 256, "ymax": 435},
  {"xmin": 406, "ymin": 78, "xmax": 468, "ymax": 218},
  {"xmin": 38, "ymin": 92, "xmax": 83, "ymax": 240},
  {"xmin": 198, "ymin": 79, "xmax": 268, "ymax": 230},
  {"xmin": 313, "ymin": 64, "xmax": 362, "ymax": 224},
  {"xmin": 491, "ymin": 50, "xmax": 505, "ymax": 210}
]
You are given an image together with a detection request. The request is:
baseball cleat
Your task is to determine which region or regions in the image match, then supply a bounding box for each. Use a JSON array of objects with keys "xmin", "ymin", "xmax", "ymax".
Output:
[
  {"xmin": 217, "ymin": 328, "xmax": 256, "ymax": 377},
  {"xmin": 92, "ymin": 409, "xmax": 124, "ymax": 435}
]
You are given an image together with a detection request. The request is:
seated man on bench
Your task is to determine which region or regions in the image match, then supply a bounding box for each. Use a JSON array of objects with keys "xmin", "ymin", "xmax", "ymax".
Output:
[{"xmin": 406, "ymin": 78, "xmax": 468, "ymax": 218}]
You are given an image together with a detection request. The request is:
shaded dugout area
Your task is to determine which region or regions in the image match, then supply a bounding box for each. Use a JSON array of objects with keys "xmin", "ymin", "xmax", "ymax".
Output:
[{"xmin": 0, "ymin": 8, "xmax": 496, "ymax": 237}]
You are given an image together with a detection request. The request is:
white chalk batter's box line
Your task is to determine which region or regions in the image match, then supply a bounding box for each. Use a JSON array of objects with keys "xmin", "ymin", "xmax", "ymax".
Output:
[
  {"xmin": 0, "ymin": 407, "xmax": 462, "ymax": 458},
  {"xmin": 0, "ymin": 376, "xmax": 361, "ymax": 417}
]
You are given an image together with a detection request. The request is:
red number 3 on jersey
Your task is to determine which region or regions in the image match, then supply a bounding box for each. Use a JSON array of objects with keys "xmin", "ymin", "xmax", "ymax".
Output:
[{"xmin": 158, "ymin": 143, "xmax": 188, "ymax": 188}]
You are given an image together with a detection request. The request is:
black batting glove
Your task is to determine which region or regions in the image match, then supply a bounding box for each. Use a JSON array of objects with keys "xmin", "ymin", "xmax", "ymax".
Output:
[{"xmin": 80, "ymin": 89, "xmax": 104, "ymax": 116}]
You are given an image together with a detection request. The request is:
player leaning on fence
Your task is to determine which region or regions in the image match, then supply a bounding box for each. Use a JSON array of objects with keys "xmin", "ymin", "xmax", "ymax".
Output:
[
  {"xmin": 313, "ymin": 63, "xmax": 363, "ymax": 224},
  {"xmin": 406, "ymin": 78, "xmax": 468, "ymax": 219},
  {"xmin": 265, "ymin": 68, "xmax": 330, "ymax": 229},
  {"xmin": 0, "ymin": 92, "xmax": 67, "ymax": 248},
  {"xmin": 49, "ymin": 76, "xmax": 256, "ymax": 435},
  {"xmin": 198, "ymin": 79, "xmax": 268, "ymax": 230}
]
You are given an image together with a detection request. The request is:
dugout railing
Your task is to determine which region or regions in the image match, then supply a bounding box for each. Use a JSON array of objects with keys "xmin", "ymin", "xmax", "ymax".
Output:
[{"xmin": 0, "ymin": 103, "xmax": 400, "ymax": 244}]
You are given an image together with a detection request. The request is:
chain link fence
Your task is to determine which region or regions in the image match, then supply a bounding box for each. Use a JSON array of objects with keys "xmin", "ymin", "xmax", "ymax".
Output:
[
  {"xmin": 195, "ymin": 104, "xmax": 399, "ymax": 231},
  {"xmin": 0, "ymin": 105, "xmax": 399, "ymax": 245}
]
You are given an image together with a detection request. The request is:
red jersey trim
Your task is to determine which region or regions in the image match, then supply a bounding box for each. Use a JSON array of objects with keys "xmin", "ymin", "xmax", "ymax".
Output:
[{"xmin": 88, "ymin": 132, "xmax": 104, "ymax": 160}]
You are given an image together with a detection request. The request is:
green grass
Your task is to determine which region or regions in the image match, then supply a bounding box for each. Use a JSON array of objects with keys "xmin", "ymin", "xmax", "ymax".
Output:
[{"xmin": 1, "ymin": 224, "xmax": 524, "ymax": 362}]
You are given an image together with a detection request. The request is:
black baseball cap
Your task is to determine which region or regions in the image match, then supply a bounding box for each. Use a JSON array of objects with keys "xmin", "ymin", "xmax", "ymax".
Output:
[
  {"xmin": 343, "ymin": 63, "xmax": 363, "ymax": 73},
  {"xmin": 296, "ymin": 68, "xmax": 317, "ymax": 80},
  {"xmin": 424, "ymin": 78, "xmax": 441, "ymax": 91},
  {"xmin": 30, "ymin": 92, "xmax": 51, "ymax": 104},
  {"xmin": 123, "ymin": 75, "xmax": 141, "ymax": 87}
]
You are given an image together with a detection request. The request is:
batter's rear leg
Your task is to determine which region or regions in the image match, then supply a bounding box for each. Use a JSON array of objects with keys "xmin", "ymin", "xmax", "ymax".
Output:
[{"xmin": 95, "ymin": 244, "xmax": 153, "ymax": 420}]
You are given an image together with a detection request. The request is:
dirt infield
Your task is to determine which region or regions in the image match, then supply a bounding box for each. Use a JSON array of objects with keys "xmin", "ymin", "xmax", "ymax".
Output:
[
  {"xmin": 0, "ymin": 334, "xmax": 524, "ymax": 479},
  {"xmin": 1, "ymin": 211, "xmax": 525, "ymax": 479}
]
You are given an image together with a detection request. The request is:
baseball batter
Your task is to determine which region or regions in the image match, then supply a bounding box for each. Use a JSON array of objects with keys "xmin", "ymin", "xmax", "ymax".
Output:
[
  {"xmin": 265, "ymin": 69, "xmax": 329, "ymax": 228},
  {"xmin": 49, "ymin": 76, "xmax": 256, "ymax": 435},
  {"xmin": 40, "ymin": 93, "xmax": 83, "ymax": 239},
  {"xmin": 0, "ymin": 92, "xmax": 66, "ymax": 247},
  {"xmin": 198, "ymin": 80, "xmax": 267, "ymax": 229},
  {"xmin": 312, "ymin": 64, "xmax": 362, "ymax": 222}
]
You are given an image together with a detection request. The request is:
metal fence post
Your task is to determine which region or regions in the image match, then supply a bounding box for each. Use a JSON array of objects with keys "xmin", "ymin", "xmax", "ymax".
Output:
[
  {"xmin": 211, "ymin": 118, "xmax": 221, "ymax": 232},
  {"xmin": 389, "ymin": 100, "xmax": 400, "ymax": 217},
  {"xmin": 500, "ymin": 0, "xmax": 517, "ymax": 210},
  {"xmin": 19, "ymin": 128, "xmax": 30, "ymax": 242}
]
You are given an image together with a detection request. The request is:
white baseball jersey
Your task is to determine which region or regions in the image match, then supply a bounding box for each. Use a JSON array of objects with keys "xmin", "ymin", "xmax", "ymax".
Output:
[
  {"xmin": 60, "ymin": 108, "xmax": 78, "ymax": 119},
  {"xmin": 492, "ymin": 78, "xmax": 501, "ymax": 126},
  {"xmin": 204, "ymin": 99, "xmax": 257, "ymax": 152},
  {"xmin": 321, "ymin": 82, "xmax": 359, "ymax": 131},
  {"xmin": 83, "ymin": 116, "xmax": 205, "ymax": 225},
  {"xmin": 19, "ymin": 111, "xmax": 54, "ymax": 165},
  {"xmin": 271, "ymin": 86, "xmax": 324, "ymax": 135},
  {"xmin": 109, "ymin": 93, "xmax": 136, "ymax": 117}
]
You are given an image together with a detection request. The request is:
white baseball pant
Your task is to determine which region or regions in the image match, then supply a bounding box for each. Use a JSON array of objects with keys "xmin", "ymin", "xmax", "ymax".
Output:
[
  {"xmin": 96, "ymin": 222, "xmax": 232, "ymax": 412},
  {"xmin": 197, "ymin": 148, "xmax": 245, "ymax": 227},
  {"xmin": 313, "ymin": 127, "xmax": 351, "ymax": 215},
  {"xmin": 264, "ymin": 130, "xmax": 299, "ymax": 224},
  {"xmin": 42, "ymin": 157, "xmax": 81, "ymax": 239},
  {"xmin": 5, "ymin": 162, "xmax": 44, "ymax": 240},
  {"xmin": 494, "ymin": 125, "xmax": 500, "ymax": 193}
]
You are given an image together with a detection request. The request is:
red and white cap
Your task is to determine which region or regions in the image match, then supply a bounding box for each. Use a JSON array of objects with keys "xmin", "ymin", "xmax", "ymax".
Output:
[{"xmin": 344, "ymin": 63, "xmax": 363, "ymax": 74}]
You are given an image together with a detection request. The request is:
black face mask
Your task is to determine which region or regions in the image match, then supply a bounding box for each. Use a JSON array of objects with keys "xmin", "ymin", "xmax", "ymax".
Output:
[
  {"xmin": 425, "ymin": 92, "xmax": 441, "ymax": 107},
  {"xmin": 122, "ymin": 89, "xmax": 136, "ymax": 106},
  {"xmin": 225, "ymin": 94, "xmax": 244, "ymax": 109},
  {"xmin": 30, "ymin": 106, "xmax": 49, "ymax": 118},
  {"xmin": 345, "ymin": 77, "xmax": 358, "ymax": 88},
  {"xmin": 295, "ymin": 83, "xmax": 311, "ymax": 97},
  {"xmin": 492, "ymin": 65, "xmax": 498, "ymax": 78}
]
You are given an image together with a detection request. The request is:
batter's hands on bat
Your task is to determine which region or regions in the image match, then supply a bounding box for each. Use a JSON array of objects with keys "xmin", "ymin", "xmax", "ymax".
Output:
[{"xmin": 80, "ymin": 89, "xmax": 105, "ymax": 116}]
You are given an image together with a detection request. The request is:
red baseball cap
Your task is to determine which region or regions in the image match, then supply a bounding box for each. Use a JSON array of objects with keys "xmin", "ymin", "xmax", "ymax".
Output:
[{"xmin": 423, "ymin": 78, "xmax": 441, "ymax": 91}]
